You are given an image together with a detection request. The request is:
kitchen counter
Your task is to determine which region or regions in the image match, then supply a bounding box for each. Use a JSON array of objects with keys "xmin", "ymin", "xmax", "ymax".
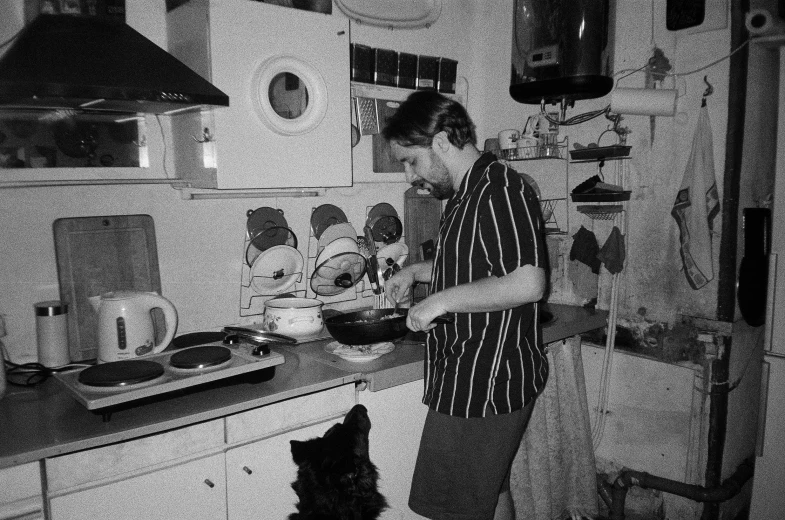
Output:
[{"xmin": 0, "ymin": 303, "xmax": 606, "ymax": 469}]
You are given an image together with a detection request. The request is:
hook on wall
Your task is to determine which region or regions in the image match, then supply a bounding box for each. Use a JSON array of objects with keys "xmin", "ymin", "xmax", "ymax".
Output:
[{"xmin": 702, "ymin": 76, "xmax": 714, "ymax": 106}]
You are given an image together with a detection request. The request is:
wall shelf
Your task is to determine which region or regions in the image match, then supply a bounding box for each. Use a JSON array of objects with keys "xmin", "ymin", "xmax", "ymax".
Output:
[{"xmin": 351, "ymin": 79, "xmax": 467, "ymax": 105}]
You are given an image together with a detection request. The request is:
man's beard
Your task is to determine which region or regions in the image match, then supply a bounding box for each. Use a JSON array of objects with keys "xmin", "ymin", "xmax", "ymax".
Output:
[{"xmin": 417, "ymin": 151, "xmax": 454, "ymax": 200}]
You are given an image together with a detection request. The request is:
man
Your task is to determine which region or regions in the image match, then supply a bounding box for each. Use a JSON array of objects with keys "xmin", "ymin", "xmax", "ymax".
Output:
[{"xmin": 383, "ymin": 90, "xmax": 548, "ymax": 520}]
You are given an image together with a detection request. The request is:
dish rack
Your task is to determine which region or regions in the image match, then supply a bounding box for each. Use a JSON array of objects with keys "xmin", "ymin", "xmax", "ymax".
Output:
[
  {"xmin": 239, "ymin": 230, "xmax": 305, "ymax": 317},
  {"xmin": 304, "ymin": 208, "xmax": 365, "ymax": 306}
]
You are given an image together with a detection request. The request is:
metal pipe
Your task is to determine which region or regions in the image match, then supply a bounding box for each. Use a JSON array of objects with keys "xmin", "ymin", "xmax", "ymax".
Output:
[{"xmin": 608, "ymin": 457, "xmax": 754, "ymax": 520}]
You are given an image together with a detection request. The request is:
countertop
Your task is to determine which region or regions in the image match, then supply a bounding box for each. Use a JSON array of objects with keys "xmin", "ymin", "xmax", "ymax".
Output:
[{"xmin": 0, "ymin": 303, "xmax": 606, "ymax": 469}]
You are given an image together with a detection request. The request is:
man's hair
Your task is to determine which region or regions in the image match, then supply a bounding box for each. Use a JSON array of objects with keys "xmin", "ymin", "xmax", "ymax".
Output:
[{"xmin": 382, "ymin": 90, "xmax": 476, "ymax": 149}]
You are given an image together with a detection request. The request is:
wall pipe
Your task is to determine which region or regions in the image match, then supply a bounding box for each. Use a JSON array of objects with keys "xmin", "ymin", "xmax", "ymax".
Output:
[
  {"xmin": 705, "ymin": 1, "xmax": 750, "ymax": 518},
  {"xmin": 604, "ymin": 456, "xmax": 754, "ymax": 520}
]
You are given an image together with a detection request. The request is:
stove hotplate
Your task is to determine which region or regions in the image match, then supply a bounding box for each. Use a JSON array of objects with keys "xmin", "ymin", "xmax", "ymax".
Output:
[{"xmin": 54, "ymin": 341, "xmax": 285, "ymax": 412}]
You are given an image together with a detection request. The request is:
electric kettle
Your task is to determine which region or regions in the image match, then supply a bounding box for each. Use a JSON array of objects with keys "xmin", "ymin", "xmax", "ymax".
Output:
[{"xmin": 89, "ymin": 291, "xmax": 178, "ymax": 363}]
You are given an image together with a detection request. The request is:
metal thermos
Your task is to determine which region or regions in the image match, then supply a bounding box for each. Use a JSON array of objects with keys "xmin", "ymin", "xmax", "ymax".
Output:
[{"xmin": 35, "ymin": 301, "xmax": 70, "ymax": 367}]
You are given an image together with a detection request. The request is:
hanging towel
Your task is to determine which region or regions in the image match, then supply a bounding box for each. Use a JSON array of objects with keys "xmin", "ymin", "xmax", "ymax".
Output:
[
  {"xmin": 671, "ymin": 105, "xmax": 720, "ymax": 289},
  {"xmin": 569, "ymin": 260, "xmax": 598, "ymax": 300},
  {"xmin": 569, "ymin": 226, "xmax": 601, "ymax": 274},
  {"xmin": 597, "ymin": 226, "xmax": 626, "ymax": 274},
  {"xmin": 510, "ymin": 336, "xmax": 599, "ymax": 519}
]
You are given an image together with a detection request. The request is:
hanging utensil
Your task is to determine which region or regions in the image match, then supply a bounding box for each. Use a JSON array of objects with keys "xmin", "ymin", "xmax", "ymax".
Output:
[{"xmin": 364, "ymin": 225, "xmax": 382, "ymax": 294}]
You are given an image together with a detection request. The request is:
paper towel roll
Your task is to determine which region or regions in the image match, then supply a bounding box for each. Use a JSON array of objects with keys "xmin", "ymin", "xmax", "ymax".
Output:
[
  {"xmin": 745, "ymin": 9, "xmax": 785, "ymax": 36},
  {"xmin": 610, "ymin": 88, "xmax": 677, "ymax": 116}
]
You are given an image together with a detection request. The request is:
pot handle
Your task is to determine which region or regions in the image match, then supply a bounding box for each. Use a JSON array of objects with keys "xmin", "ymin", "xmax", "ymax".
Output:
[{"xmin": 287, "ymin": 316, "xmax": 315, "ymax": 324}]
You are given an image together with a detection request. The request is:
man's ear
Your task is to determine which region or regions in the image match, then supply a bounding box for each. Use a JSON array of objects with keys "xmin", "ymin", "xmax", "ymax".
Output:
[{"xmin": 431, "ymin": 131, "xmax": 451, "ymax": 153}]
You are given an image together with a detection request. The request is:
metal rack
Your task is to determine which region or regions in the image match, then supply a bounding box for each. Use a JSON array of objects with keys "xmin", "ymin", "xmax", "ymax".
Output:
[
  {"xmin": 239, "ymin": 229, "xmax": 306, "ymax": 317},
  {"xmin": 503, "ymin": 137, "xmax": 570, "ymax": 236}
]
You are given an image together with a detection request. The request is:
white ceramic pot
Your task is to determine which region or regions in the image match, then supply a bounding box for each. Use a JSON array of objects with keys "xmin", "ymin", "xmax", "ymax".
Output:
[{"xmin": 263, "ymin": 297, "xmax": 324, "ymax": 339}]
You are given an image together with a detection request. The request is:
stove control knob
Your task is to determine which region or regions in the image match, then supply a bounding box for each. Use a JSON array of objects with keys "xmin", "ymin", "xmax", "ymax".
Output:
[
  {"xmin": 251, "ymin": 343, "xmax": 271, "ymax": 357},
  {"xmin": 223, "ymin": 334, "xmax": 240, "ymax": 345}
]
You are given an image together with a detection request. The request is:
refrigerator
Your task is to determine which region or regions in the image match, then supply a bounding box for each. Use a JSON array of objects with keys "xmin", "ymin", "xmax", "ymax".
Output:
[{"xmin": 749, "ymin": 39, "xmax": 785, "ymax": 519}]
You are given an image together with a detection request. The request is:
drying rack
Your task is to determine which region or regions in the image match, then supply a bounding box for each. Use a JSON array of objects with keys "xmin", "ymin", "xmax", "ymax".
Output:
[
  {"xmin": 570, "ymin": 137, "xmax": 631, "ymax": 450},
  {"xmin": 303, "ymin": 206, "xmax": 364, "ymax": 307},
  {"xmin": 239, "ymin": 228, "xmax": 306, "ymax": 317}
]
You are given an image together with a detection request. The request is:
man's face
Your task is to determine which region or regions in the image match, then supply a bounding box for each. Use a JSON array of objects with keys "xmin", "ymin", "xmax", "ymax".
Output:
[{"xmin": 389, "ymin": 141, "xmax": 455, "ymax": 200}]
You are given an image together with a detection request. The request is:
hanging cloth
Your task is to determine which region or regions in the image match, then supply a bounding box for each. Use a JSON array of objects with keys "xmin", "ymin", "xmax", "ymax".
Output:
[
  {"xmin": 510, "ymin": 336, "xmax": 599, "ymax": 519},
  {"xmin": 671, "ymin": 105, "xmax": 720, "ymax": 289},
  {"xmin": 597, "ymin": 226, "xmax": 626, "ymax": 275}
]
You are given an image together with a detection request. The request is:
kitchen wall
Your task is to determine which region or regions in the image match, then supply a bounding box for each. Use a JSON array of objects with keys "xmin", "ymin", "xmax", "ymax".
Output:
[
  {"xmin": 0, "ymin": 1, "xmax": 744, "ymax": 362},
  {"xmin": 0, "ymin": 0, "xmax": 768, "ymax": 515},
  {"xmin": 0, "ymin": 0, "xmax": 480, "ymax": 363}
]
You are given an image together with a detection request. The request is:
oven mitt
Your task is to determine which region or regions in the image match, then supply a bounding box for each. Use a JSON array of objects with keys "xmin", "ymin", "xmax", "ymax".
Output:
[
  {"xmin": 569, "ymin": 226, "xmax": 601, "ymax": 274},
  {"xmin": 597, "ymin": 226, "xmax": 626, "ymax": 274}
]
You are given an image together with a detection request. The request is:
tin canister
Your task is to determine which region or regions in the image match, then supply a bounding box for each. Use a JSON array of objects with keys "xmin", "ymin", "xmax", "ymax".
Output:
[{"xmin": 35, "ymin": 301, "xmax": 70, "ymax": 367}]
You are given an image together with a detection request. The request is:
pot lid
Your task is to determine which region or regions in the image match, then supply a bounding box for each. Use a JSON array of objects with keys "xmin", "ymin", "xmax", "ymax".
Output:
[
  {"xmin": 311, "ymin": 252, "xmax": 366, "ymax": 296},
  {"xmin": 334, "ymin": 0, "xmax": 441, "ymax": 28},
  {"xmin": 250, "ymin": 245, "xmax": 303, "ymax": 295},
  {"xmin": 376, "ymin": 242, "xmax": 409, "ymax": 271},
  {"xmin": 246, "ymin": 207, "xmax": 291, "ymax": 249},
  {"xmin": 310, "ymin": 204, "xmax": 348, "ymax": 240},
  {"xmin": 317, "ymin": 223, "xmax": 358, "ymax": 256}
]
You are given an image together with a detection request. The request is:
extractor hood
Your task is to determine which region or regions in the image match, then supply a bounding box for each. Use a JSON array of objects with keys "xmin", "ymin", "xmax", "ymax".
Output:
[{"xmin": 0, "ymin": 14, "xmax": 229, "ymax": 115}]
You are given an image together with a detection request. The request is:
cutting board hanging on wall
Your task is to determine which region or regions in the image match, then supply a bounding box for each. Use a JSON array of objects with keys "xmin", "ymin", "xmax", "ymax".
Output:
[
  {"xmin": 372, "ymin": 99, "xmax": 405, "ymax": 173},
  {"xmin": 54, "ymin": 215, "xmax": 162, "ymax": 362},
  {"xmin": 404, "ymin": 186, "xmax": 442, "ymax": 302}
]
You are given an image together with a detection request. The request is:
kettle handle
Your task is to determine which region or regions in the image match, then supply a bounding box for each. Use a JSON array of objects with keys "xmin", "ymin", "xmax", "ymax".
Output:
[{"xmin": 139, "ymin": 293, "xmax": 178, "ymax": 355}]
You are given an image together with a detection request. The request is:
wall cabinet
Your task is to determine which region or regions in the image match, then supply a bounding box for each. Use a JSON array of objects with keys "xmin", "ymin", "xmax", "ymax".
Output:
[{"xmin": 167, "ymin": 0, "xmax": 352, "ymax": 190}]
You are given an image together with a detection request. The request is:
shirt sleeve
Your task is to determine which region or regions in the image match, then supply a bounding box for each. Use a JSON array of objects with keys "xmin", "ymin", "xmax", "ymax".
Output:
[{"xmin": 478, "ymin": 162, "xmax": 546, "ymax": 277}]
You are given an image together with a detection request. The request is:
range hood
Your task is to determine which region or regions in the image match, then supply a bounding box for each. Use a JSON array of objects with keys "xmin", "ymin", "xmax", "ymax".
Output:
[{"xmin": 0, "ymin": 14, "xmax": 229, "ymax": 115}]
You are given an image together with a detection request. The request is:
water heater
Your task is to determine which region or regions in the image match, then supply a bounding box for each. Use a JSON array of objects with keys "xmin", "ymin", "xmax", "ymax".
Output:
[{"xmin": 510, "ymin": 0, "xmax": 614, "ymax": 105}]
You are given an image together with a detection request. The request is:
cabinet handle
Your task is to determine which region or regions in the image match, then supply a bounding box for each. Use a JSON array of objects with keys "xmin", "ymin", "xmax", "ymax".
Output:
[
  {"xmin": 204, "ymin": 478, "xmax": 215, "ymax": 488},
  {"xmin": 243, "ymin": 466, "xmax": 253, "ymax": 475}
]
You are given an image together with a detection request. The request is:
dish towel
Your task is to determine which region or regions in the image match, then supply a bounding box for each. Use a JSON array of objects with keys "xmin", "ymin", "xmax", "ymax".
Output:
[
  {"xmin": 597, "ymin": 226, "xmax": 626, "ymax": 274},
  {"xmin": 569, "ymin": 226, "xmax": 601, "ymax": 274},
  {"xmin": 671, "ymin": 105, "xmax": 720, "ymax": 289},
  {"xmin": 510, "ymin": 336, "xmax": 598, "ymax": 519}
]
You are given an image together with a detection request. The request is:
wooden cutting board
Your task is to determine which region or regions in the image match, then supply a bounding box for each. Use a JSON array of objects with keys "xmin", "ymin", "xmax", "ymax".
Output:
[
  {"xmin": 54, "ymin": 215, "xmax": 162, "ymax": 362},
  {"xmin": 372, "ymin": 99, "xmax": 405, "ymax": 173},
  {"xmin": 404, "ymin": 187, "xmax": 442, "ymax": 302}
]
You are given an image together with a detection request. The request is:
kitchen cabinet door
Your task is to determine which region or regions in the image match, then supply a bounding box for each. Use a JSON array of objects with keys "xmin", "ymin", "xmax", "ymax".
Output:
[
  {"xmin": 0, "ymin": 462, "xmax": 43, "ymax": 520},
  {"xmin": 226, "ymin": 420, "xmax": 338, "ymax": 520},
  {"xmin": 750, "ymin": 355, "xmax": 785, "ymax": 518},
  {"xmin": 48, "ymin": 453, "xmax": 226, "ymax": 520},
  {"xmin": 168, "ymin": 0, "xmax": 351, "ymax": 190},
  {"xmin": 358, "ymin": 380, "xmax": 429, "ymax": 520}
]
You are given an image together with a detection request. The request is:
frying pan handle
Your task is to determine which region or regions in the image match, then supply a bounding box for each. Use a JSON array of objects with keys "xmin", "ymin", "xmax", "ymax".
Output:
[{"xmin": 432, "ymin": 315, "xmax": 454, "ymax": 324}]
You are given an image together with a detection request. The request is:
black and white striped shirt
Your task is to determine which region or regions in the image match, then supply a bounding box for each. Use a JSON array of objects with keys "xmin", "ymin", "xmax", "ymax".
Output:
[{"xmin": 424, "ymin": 152, "xmax": 548, "ymax": 418}]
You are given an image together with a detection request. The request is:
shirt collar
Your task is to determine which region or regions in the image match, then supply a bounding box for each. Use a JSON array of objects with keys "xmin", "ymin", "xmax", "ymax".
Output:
[{"xmin": 451, "ymin": 152, "xmax": 497, "ymax": 204}]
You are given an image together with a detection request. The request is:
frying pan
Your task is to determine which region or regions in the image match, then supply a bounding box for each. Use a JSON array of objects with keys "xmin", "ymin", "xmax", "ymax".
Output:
[{"xmin": 325, "ymin": 308, "xmax": 453, "ymax": 345}]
